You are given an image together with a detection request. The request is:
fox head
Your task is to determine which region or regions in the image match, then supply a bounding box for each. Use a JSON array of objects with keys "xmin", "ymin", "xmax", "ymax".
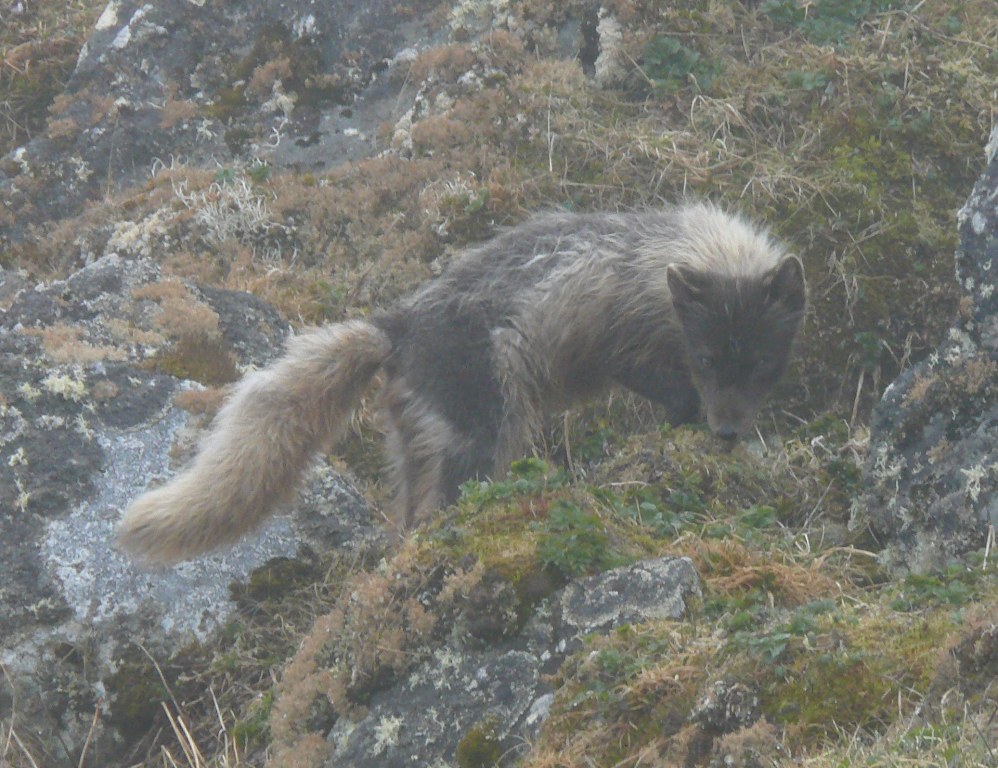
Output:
[{"xmin": 666, "ymin": 256, "xmax": 806, "ymax": 442}]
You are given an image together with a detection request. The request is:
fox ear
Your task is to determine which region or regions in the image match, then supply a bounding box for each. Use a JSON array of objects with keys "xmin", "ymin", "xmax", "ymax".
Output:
[
  {"xmin": 763, "ymin": 256, "xmax": 806, "ymax": 314},
  {"xmin": 667, "ymin": 263, "xmax": 709, "ymax": 311}
]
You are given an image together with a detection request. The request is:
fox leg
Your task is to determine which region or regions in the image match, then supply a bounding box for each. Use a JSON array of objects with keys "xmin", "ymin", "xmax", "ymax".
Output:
[
  {"xmin": 492, "ymin": 327, "xmax": 545, "ymax": 474},
  {"xmin": 381, "ymin": 382, "xmax": 460, "ymax": 529}
]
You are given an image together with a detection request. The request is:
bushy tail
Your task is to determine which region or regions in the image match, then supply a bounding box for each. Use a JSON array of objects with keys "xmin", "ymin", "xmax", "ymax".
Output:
[{"xmin": 118, "ymin": 320, "xmax": 392, "ymax": 565}]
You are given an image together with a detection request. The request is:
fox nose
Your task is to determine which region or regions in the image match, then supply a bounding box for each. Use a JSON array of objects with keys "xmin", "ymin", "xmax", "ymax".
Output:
[{"xmin": 715, "ymin": 425, "xmax": 738, "ymax": 441}]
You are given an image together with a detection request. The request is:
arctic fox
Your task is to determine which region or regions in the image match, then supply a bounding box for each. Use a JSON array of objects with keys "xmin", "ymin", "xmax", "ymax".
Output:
[{"xmin": 118, "ymin": 203, "xmax": 806, "ymax": 564}]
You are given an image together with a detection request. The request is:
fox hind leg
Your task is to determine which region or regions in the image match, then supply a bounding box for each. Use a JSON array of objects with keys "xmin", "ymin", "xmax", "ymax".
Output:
[{"xmin": 382, "ymin": 384, "xmax": 460, "ymax": 529}]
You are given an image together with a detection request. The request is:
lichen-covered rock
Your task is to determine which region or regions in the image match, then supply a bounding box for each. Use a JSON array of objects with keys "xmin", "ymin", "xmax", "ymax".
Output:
[
  {"xmin": 323, "ymin": 556, "xmax": 701, "ymax": 767},
  {"xmin": 693, "ymin": 678, "xmax": 761, "ymax": 734},
  {"xmin": 560, "ymin": 556, "xmax": 702, "ymax": 632},
  {"xmin": 0, "ymin": 255, "xmax": 380, "ymax": 764},
  {"xmin": 0, "ymin": 0, "xmax": 446, "ymax": 243},
  {"xmin": 851, "ymin": 125, "xmax": 998, "ymax": 573}
]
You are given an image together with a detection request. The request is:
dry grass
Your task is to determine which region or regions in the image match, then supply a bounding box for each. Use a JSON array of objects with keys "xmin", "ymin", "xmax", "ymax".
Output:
[{"xmin": 0, "ymin": 0, "xmax": 105, "ymax": 155}]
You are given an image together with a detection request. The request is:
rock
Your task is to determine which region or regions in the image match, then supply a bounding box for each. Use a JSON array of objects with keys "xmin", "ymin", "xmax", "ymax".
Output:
[
  {"xmin": 0, "ymin": 0, "xmax": 606, "ymax": 250},
  {"xmin": 0, "ymin": 0, "xmax": 447, "ymax": 243},
  {"xmin": 0, "ymin": 255, "xmax": 381, "ymax": 764},
  {"xmin": 560, "ymin": 554, "xmax": 702, "ymax": 632},
  {"xmin": 693, "ymin": 678, "xmax": 761, "ymax": 733},
  {"xmin": 326, "ymin": 556, "xmax": 701, "ymax": 767},
  {"xmin": 851, "ymin": 125, "xmax": 998, "ymax": 573}
]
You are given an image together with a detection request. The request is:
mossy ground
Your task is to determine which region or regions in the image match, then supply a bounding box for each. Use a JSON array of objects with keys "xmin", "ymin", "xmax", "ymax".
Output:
[{"xmin": 2, "ymin": 1, "xmax": 996, "ymax": 766}]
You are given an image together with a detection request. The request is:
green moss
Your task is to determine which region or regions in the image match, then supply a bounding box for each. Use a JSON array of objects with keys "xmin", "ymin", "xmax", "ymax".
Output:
[
  {"xmin": 231, "ymin": 688, "xmax": 275, "ymax": 746},
  {"xmin": 106, "ymin": 646, "xmax": 170, "ymax": 734},
  {"xmin": 593, "ymin": 428, "xmax": 797, "ymax": 534},
  {"xmin": 232, "ymin": 556, "xmax": 324, "ymax": 605},
  {"xmin": 456, "ymin": 716, "xmax": 503, "ymax": 768},
  {"xmin": 223, "ymin": 126, "xmax": 253, "ymax": 155},
  {"xmin": 234, "ymin": 22, "xmax": 352, "ymax": 109},
  {"xmin": 206, "ymin": 86, "xmax": 249, "ymax": 122},
  {"xmin": 152, "ymin": 332, "xmax": 240, "ymax": 386},
  {"xmin": 335, "ymin": 417, "xmax": 386, "ymax": 486},
  {"xmin": 536, "ymin": 623, "xmax": 707, "ymax": 765},
  {"xmin": 758, "ymin": 608, "xmax": 956, "ymax": 747},
  {"xmin": 889, "ymin": 562, "xmax": 992, "ymax": 611},
  {"xmin": 0, "ymin": 37, "xmax": 83, "ymax": 156}
]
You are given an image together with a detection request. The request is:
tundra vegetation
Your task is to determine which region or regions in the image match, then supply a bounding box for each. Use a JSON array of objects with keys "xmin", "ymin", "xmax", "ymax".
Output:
[{"xmin": 1, "ymin": 0, "xmax": 996, "ymax": 766}]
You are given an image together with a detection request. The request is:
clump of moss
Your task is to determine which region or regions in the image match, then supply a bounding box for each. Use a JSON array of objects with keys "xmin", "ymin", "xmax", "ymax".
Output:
[
  {"xmin": 527, "ymin": 620, "xmax": 710, "ymax": 766},
  {"xmin": 455, "ymin": 715, "xmax": 504, "ymax": 768},
  {"xmin": 232, "ymin": 556, "xmax": 326, "ymax": 607},
  {"xmin": 151, "ymin": 331, "xmax": 240, "ymax": 386},
  {"xmin": 106, "ymin": 644, "xmax": 177, "ymax": 735},
  {"xmin": 230, "ymin": 688, "xmax": 275, "ymax": 747},
  {"xmin": 755, "ymin": 606, "xmax": 959, "ymax": 749}
]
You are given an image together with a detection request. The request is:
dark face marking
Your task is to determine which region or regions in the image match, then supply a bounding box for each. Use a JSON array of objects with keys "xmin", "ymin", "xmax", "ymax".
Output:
[{"xmin": 667, "ymin": 257, "xmax": 805, "ymax": 440}]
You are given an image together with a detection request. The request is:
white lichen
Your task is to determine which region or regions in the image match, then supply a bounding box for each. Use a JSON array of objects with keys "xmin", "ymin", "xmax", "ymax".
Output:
[
  {"xmin": 15, "ymin": 477, "xmax": 31, "ymax": 513},
  {"xmin": 986, "ymin": 123, "xmax": 998, "ymax": 164},
  {"xmin": 195, "ymin": 119, "xmax": 218, "ymax": 142},
  {"xmin": 17, "ymin": 382, "xmax": 41, "ymax": 401},
  {"xmin": 871, "ymin": 442, "xmax": 906, "ymax": 486},
  {"xmin": 429, "ymin": 647, "xmax": 464, "ymax": 690},
  {"xmin": 41, "ymin": 371, "xmax": 87, "ymax": 402},
  {"xmin": 7, "ymin": 446, "xmax": 27, "ymax": 467},
  {"xmin": 12, "ymin": 147, "xmax": 30, "ymax": 176},
  {"xmin": 261, "ymin": 81, "xmax": 296, "ymax": 117},
  {"xmin": 594, "ymin": 10, "xmax": 627, "ymax": 87},
  {"xmin": 971, "ymin": 211, "xmax": 988, "ymax": 235},
  {"xmin": 106, "ymin": 208, "xmax": 173, "ymax": 258},
  {"xmin": 944, "ymin": 327, "xmax": 977, "ymax": 365},
  {"xmin": 372, "ymin": 715, "xmax": 403, "ymax": 754},
  {"xmin": 72, "ymin": 157, "xmax": 93, "ymax": 182},
  {"xmin": 173, "ymin": 176, "xmax": 279, "ymax": 249},
  {"xmin": 450, "ymin": 0, "xmax": 511, "ymax": 35},
  {"xmin": 75, "ymin": 414, "xmax": 96, "ymax": 441},
  {"xmin": 293, "ymin": 13, "xmax": 316, "ymax": 38},
  {"xmin": 960, "ymin": 464, "xmax": 988, "ymax": 502}
]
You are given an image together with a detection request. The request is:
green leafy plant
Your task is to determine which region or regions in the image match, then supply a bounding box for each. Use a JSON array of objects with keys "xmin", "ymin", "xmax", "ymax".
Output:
[
  {"xmin": 890, "ymin": 565, "xmax": 983, "ymax": 610},
  {"xmin": 761, "ymin": 0, "xmax": 900, "ymax": 46},
  {"xmin": 639, "ymin": 35, "xmax": 720, "ymax": 94},
  {"xmin": 535, "ymin": 499, "xmax": 621, "ymax": 577},
  {"xmin": 460, "ymin": 457, "xmax": 568, "ymax": 507}
]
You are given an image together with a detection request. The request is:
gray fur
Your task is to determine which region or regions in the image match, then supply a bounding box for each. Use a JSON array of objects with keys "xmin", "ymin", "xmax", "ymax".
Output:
[{"xmin": 118, "ymin": 203, "xmax": 805, "ymax": 563}]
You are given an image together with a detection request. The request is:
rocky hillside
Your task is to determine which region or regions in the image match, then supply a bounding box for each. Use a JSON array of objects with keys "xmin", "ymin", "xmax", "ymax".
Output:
[{"xmin": 1, "ymin": 1, "xmax": 995, "ymax": 766}]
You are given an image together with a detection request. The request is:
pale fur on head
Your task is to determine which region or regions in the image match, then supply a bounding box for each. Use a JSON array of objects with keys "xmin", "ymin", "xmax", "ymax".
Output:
[{"xmin": 635, "ymin": 201, "xmax": 788, "ymax": 277}]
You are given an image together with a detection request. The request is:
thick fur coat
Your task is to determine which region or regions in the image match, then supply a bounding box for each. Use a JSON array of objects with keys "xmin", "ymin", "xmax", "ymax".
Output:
[{"xmin": 118, "ymin": 204, "xmax": 806, "ymax": 563}]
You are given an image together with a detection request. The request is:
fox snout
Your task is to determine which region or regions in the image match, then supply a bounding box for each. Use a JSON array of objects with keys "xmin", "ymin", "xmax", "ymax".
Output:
[
  {"xmin": 713, "ymin": 424, "xmax": 739, "ymax": 442},
  {"xmin": 702, "ymin": 389, "xmax": 764, "ymax": 444}
]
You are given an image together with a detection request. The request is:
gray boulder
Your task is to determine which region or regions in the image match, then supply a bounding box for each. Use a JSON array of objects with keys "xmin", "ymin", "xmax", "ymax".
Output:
[
  {"xmin": 328, "ymin": 556, "xmax": 701, "ymax": 767},
  {"xmin": 0, "ymin": 255, "xmax": 381, "ymax": 765},
  {"xmin": 851, "ymin": 125, "xmax": 998, "ymax": 573}
]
